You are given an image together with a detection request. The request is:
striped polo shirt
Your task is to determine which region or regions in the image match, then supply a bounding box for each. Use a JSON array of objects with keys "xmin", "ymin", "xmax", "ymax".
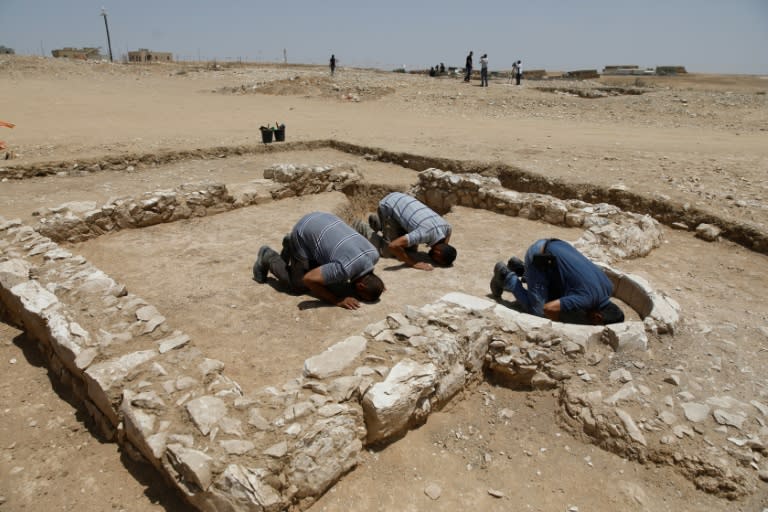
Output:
[
  {"xmin": 379, "ymin": 192, "xmax": 451, "ymax": 247},
  {"xmin": 291, "ymin": 212, "xmax": 379, "ymax": 284}
]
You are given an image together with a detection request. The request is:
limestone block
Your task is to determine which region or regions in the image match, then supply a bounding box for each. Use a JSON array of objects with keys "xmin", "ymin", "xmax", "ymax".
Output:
[
  {"xmin": 682, "ymin": 402, "xmax": 710, "ymax": 423},
  {"xmin": 616, "ymin": 408, "xmax": 647, "ymax": 446},
  {"xmin": 287, "ymin": 414, "xmax": 363, "ymax": 498},
  {"xmin": 602, "ymin": 322, "xmax": 648, "ymax": 352},
  {"xmin": 121, "ymin": 390, "xmax": 160, "ymax": 462},
  {"xmin": 0, "ymin": 258, "xmax": 31, "ymax": 289},
  {"xmin": 440, "ymin": 292, "xmax": 496, "ymax": 312},
  {"xmin": 211, "ymin": 464, "xmax": 284, "ymax": 512},
  {"xmin": 328, "ymin": 375, "xmax": 363, "ymax": 402},
  {"xmin": 493, "ymin": 306, "xmax": 551, "ymax": 331},
  {"xmin": 185, "ymin": 396, "xmax": 227, "ymax": 436},
  {"xmin": 362, "ymin": 359, "xmax": 438, "ymax": 443},
  {"xmin": 84, "ymin": 349, "xmax": 158, "ymax": 425},
  {"xmin": 219, "ymin": 440, "xmax": 255, "ymax": 455},
  {"xmin": 11, "ymin": 279, "xmax": 58, "ymax": 314},
  {"xmin": 550, "ymin": 323, "xmax": 603, "ymax": 350},
  {"xmin": 435, "ymin": 362, "xmax": 466, "ymax": 405},
  {"xmin": 158, "ymin": 332, "xmax": 191, "ymax": 353},
  {"xmin": 303, "ymin": 335, "xmax": 367, "ymax": 380},
  {"xmin": 646, "ymin": 293, "xmax": 681, "ymax": 335},
  {"xmin": 166, "ymin": 444, "xmax": 214, "ymax": 491}
]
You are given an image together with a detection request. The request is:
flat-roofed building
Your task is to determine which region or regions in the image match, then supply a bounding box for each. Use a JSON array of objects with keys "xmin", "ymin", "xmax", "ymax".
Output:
[{"xmin": 128, "ymin": 49, "xmax": 173, "ymax": 63}]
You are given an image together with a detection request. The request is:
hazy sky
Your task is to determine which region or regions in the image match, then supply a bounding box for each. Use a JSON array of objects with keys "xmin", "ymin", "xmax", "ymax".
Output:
[{"xmin": 2, "ymin": 0, "xmax": 767, "ymax": 74}]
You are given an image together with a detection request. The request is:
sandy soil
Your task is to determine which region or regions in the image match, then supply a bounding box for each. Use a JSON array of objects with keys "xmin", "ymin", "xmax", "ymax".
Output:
[{"xmin": 1, "ymin": 56, "xmax": 767, "ymax": 511}]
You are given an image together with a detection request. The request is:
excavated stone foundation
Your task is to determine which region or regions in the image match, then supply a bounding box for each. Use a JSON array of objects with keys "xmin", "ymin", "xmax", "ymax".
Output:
[{"xmin": 1, "ymin": 148, "xmax": 765, "ymax": 510}]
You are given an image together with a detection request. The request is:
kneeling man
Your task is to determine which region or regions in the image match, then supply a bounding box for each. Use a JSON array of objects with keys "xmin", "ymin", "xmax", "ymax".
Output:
[
  {"xmin": 490, "ymin": 238, "xmax": 624, "ymax": 325},
  {"xmin": 253, "ymin": 212, "xmax": 385, "ymax": 310},
  {"xmin": 357, "ymin": 192, "xmax": 457, "ymax": 271}
]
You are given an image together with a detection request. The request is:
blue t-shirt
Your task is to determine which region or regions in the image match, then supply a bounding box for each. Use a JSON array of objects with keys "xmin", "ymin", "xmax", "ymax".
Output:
[
  {"xmin": 291, "ymin": 212, "xmax": 379, "ymax": 284},
  {"xmin": 513, "ymin": 239, "xmax": 613, "ymax": 316}
]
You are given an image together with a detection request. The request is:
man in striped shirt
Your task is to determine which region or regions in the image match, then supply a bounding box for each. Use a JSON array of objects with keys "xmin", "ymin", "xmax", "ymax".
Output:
[
  {"xmin": 253, "ymin": 212, "xmax": 385, "ymax": 309},
  {"xmin": 360, "ymin": 192, "xmax": 457, "ymax": 271}
]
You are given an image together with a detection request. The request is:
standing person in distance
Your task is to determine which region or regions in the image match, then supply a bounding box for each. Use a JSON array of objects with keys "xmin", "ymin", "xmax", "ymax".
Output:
[
  {"xmin": 515, "ymin": 59, "xmax": 523, "ymax": 85},
  {"xmin": 330, "ymin": 54, "xmax": 336, "ymax": 76},
  {"xmin": 480, "ymin": 54, "xmax": 489, "ymax": 86},
  {"xmin": 464, "ymin": 51, "xmax": 473, "ymax": 82}
]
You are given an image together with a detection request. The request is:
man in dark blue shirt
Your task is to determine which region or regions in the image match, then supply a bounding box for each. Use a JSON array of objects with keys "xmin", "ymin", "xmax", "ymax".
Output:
[{"xmin": 491, "ymin": 239, "xmax": 624, "ymax": 325}]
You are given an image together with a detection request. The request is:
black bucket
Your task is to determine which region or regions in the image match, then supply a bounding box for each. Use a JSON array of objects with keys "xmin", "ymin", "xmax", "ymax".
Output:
[
  {"xmin": 274, "ymin": 127, "xmax": 285, "ymax": 142},
  {"xmin": 260, "ymin": 129, "xmax": 273, "ymax": 144}
]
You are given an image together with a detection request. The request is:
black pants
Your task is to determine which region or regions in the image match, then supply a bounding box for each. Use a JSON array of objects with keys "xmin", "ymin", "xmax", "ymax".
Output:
[
  {"xmin": 265, "ymin": 238, "xmax": 308, "ymax": 293},
  {"xmin": 515, "ymin": 73, "xmax": 522, "ymax": 85}
]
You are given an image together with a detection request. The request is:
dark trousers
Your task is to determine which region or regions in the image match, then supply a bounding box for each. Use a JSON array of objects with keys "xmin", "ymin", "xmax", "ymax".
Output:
[
  {"xmin": 266, "ymin": 240, "xmax": 308, "ymax": 293},
  {"xmin": 464, "ymin": 67, "xmax": 472, "ymax": 82},
  {"xmin": 481, "ymin": 68, "xmax": 488, "ymax": 86},
  {"xmin": 515, "ymin": 73, "xmax": 522, "ymax": 85}
]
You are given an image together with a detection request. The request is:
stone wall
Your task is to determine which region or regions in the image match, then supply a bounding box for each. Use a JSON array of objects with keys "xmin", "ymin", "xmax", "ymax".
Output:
[
  {"xmin": 3, "ymin": 211, "xmax": 757, "ymax": 505},
  {"xmin": 411, "ymin": 168, "xmax": 664, "ymax": 265}
]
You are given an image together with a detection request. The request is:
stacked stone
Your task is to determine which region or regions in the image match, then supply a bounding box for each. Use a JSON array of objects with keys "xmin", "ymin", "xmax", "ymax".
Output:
[
  {"xmin": 263, "ymin": 163, "xmax": 362, "ymax": 199},
  {"xmin": 411, "ymin": 168, "xmax": 664, "ymax": 263},
  {"xmin": 35, "ymin": 182, "xmax": 234, "ymax": 243}
]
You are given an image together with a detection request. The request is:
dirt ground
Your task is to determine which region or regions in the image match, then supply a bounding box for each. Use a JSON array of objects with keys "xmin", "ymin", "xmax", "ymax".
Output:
[{"xmin": 1, "ymin": 56, "xmax": 767, "ymax": 511}]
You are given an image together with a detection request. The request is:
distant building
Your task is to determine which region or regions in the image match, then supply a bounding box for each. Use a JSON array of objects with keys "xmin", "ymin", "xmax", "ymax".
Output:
[
  {"xmin": 127, "ymin": 49, "xmax": 173, "ymax": 63},
  {"xmin": 0, "ymin": 46, "xmax": 15, "ymax": 55},
  {"xmin": 51, "ymin": 47, "xmax": 102, "ymax": 60}
]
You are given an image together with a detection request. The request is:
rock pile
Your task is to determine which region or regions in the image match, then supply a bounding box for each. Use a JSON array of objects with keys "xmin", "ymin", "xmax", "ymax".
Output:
[{"xmin": 263, "ymin": 163, "xmax": 362, "ymax": 199}]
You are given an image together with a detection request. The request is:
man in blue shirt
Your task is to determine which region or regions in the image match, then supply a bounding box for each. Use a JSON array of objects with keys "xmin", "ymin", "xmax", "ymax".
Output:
[
  {"xmin": 358, "ymin": 192, "xmax": 457, "ymax": 271},
  {"xmin": 490, "ymin": 239, "xmax": 624, "ymax": 325},
  {"xmin": 253, "ymin": 212, "xmax": 385, "ymax": 310}
]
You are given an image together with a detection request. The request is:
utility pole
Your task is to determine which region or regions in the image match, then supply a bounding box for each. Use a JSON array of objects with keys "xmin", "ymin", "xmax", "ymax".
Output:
[{"xmin": 100, "ymin": 8, "xmax": 113, "ymax": 62}]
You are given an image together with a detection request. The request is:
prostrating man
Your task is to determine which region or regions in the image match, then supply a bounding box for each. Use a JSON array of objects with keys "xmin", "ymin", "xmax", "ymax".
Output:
[
  {"xmin": 253, "ymin": 212, "xmax": 385, "ymax": 310},
  {"xmin": 355, "ymin": 192, "xmax": 457, "ymax": 271},
  {"xmin": 490, "ymin": 238, "xmax": 624, "ymax": 325}
]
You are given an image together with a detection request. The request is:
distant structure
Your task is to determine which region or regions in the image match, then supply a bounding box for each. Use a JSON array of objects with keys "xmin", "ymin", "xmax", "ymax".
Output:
[
  {"xmin": 655, "ymin": 66, "xmax": 687, "ymax": 75},
  {"xmin": 0, "ymin": 46, "xmax": 15, "ymax": 55},
  {"xmin": 51, "ymin": 47, "xmax": 102, "ymax": 60},
  {"xmin": 563, "ymin": 69, "xmax": 600, "ymax": 79},
  {"xmin": 127, "ymin": 49, "xmax": 173, "ymax": 63},
  {"xmin": 603, "ymin": 65, "xmax": 654, "ymax": 76}
]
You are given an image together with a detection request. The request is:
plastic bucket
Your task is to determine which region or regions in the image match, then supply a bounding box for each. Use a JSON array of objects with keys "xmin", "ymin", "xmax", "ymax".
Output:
[
  {"xmin": 260, "ymin": 129, "xmax": 273, "ymax": 143},
  {"xmin": 274, "ymin": 127, "xmax": 285, "ymax": 142}
]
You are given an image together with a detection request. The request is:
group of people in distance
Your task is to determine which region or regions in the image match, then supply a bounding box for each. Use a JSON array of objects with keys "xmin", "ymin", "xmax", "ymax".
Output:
[
  {"xmin": 252, "ymin": 192, "xmax": 623, "ymax": 325},
  {"xmin": 464, "ymin": 51, "xmax": 523, "ymax": 86}
]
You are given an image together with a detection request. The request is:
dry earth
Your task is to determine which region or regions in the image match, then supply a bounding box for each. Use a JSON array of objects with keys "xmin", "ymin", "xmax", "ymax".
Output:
[{"xmin": 1, "ymin": 56, "xmax": 767, "ymax": 511}]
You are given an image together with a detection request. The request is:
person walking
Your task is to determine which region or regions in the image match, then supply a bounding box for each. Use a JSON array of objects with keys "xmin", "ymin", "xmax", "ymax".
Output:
[
  {"xmin": 480, "ymin": 54, "xmax": 489, "ymax": 86},
  {"xmin": 253, "ymin": 212, "xmax": 385, "ymax": 309},
  {"xmin": 490, "ymin": 238, "xmax": 624, "ymax": 325},
  {"xmin": 515, "ymin": 59, "xmax": 523, "ymax": 86},
  {"xmin": 464, "ymin": 51, "xmax": 473, "ymax": 82},
  {"xmin": 329, "ymin": 54, "xmax": 336, "ymax": 76}
]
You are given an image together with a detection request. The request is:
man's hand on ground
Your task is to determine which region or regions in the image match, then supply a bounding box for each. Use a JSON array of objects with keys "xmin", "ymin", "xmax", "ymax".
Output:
[
  {"xmin": 336, "ymin": 296, "xmax": 361, "ymax": 310},
  {"xmin": 413, "ymin": 261, "xmax": 434, "ymax": 271}
]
